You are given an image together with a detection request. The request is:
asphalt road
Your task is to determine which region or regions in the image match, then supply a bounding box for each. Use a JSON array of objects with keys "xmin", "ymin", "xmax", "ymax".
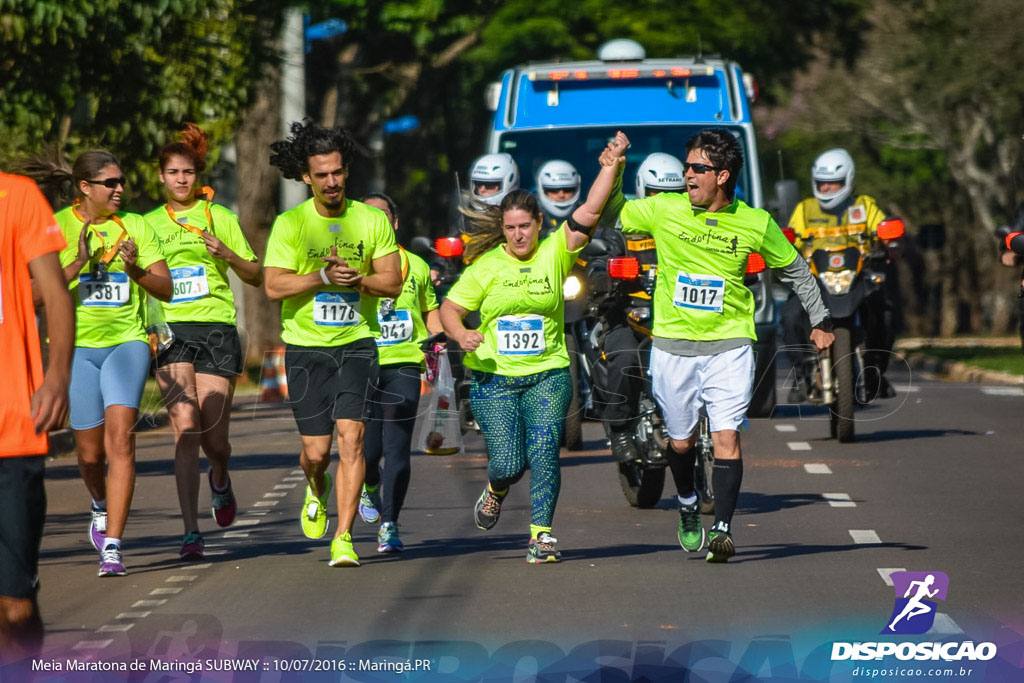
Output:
[{"xmin": 14, "ymin": 366, "xmax": 1024, "ymax": 682}]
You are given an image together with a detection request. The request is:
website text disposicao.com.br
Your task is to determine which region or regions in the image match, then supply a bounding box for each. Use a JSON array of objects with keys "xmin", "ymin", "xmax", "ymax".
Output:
[{"xmin": 852, "ymin": 665, "xmax": 977, "ymax": 678}]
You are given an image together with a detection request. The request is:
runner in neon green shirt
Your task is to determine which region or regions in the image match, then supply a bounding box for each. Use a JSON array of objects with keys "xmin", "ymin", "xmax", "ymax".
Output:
[
  {"xmin": 605, "ymin": 129, "xmax": 834, "ymax": 563},
  {"xmin": 265, "ymin": 120, "xmax": 402, "ymax": 567},
  {"xmin": 39, "ymin": 149, "xmax": 172, "ymax": 577},
  {"xmin": 441, "ymin": 132, "xmax": 629, "ymax": 564},
  {"xmin": 358, "ymin": 193, "xmax": 443, "ymax": 553},
  {"xmin": 145, "ymin": 124, "xmax": 264, "ymax": 562}
]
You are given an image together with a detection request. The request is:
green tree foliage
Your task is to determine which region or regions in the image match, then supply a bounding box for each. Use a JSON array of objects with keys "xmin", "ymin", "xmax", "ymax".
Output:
[
  {"xmin": 313, "ymin": 0, "xmax": 869, "ymax": 239},
  {"xmin": 0, "ymin": 0, "xmax": 278, "ymax": 200},
  {"xmin": 759, "ymin": 0, "xmax": 1024, "ymax": 334}
]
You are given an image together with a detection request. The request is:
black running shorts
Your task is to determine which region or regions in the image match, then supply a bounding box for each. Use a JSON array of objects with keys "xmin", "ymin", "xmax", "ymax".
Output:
[
  {"xmin": 285, "ymin": 338, "xmax": 380, "ymax": 435},
  {"xmin": 0, "ymin": 455, "xmax": 46, "ymax": 599},
  {"xmin": 156, "ymin": 323, "xmax": 244, "ymax": 377}
]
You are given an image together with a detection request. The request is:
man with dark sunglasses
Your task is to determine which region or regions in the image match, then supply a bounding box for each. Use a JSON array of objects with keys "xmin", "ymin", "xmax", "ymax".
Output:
[{"xmin": 601, "ymin": 128, "xmax": 833, "ymax": 563}]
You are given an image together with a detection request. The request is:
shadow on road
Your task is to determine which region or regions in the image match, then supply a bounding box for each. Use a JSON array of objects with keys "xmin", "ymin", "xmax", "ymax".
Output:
[{"xmin": 729, "ymin": 541, "xmax": 928, "ymax": 564}]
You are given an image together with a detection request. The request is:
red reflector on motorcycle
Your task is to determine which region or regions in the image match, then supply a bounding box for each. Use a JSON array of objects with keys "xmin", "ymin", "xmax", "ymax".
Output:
[
  {"xmin": 876, "ymin": 218, "xmax": 905, "ymax": 240},
  {"xmin": 608, "ymin": 257, "xmax": 640, "ymax": 280},
  {"xmin": 745, "ymin": 253, "xmax": 766, "ymax": 274},
  {"xmin": 1008, "ymin": 232, "xmax": 1024, "ymax": 254},
  {"xmin": 435, "ymin": 237, "xmax": 464, "ymax": 258},
  {"xmin": 782, "ymin": 227, "xmax": 797, "ymax": 244}
]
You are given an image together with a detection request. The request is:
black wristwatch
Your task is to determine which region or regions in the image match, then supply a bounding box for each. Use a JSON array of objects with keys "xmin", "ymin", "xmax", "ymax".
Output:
[{"xmin": 813, "ymin": 316, "xmax": 834, "ymax": 333}]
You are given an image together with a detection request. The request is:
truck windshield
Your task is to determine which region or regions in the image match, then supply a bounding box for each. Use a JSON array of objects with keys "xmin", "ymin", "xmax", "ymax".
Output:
[{"xmin": 498, "ymin": 125, "xmax": 753, "ymax": 203}]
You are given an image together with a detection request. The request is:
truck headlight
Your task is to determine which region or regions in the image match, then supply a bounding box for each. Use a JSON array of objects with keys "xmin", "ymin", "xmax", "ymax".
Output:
[
  {"xmin": 819, "ymin": 270, "xmax": 855, "ymax": 295},
  {"xmin": 563, "ymin": 274, "xmax": 582, "ymax": 300}
]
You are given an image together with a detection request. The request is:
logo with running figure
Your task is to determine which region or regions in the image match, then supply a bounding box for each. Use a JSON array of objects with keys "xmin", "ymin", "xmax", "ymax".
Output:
[{"xmin": 882, "ymin": 571, "xmax": 949, "ymax": 635}]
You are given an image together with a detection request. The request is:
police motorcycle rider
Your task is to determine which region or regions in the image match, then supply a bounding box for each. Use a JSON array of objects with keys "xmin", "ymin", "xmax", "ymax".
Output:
[
  {"xmin": 780, "ymin": 148, "xmax": 898, "ymax": 403},
  {"xmin": 536, "ymin": 160, "xmax": 582, "ymax": 235},
  {"xmin": 579, "ymin": 152, "xmax": 683, "ymax": 462}
]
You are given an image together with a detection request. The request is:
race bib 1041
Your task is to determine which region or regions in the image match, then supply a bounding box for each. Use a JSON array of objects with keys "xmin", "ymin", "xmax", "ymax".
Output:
[
  {"xmin": 496, "ymin": 315, "xmax": 546, "ymax": 356},
  {"xmin": 673, "ymin": 272, "xmax": 725, "ymax": 313},
  {"xmin": 376, "ymin": 309, "xmax": 413, "ymax": 346},
  {"xmin": 313, "ymin": 291, "xmax": 360, "ymax": 327},
  {"xmin": 170, "ymin": 265, "xmax": 210, "ymax": 303},
  {"xmin": 79, "ymin": 271, "xmax": 130, "ymax": 307}
]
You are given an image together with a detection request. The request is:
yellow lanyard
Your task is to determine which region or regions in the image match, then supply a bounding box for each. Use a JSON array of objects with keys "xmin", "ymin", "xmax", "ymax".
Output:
[
  {"xmin": 164, "ymin": 186, "xmax": 215, "ymax": 237},
  {"xmin": 72, "ymin": 200, "xmax": 128, "ymax": 266}
]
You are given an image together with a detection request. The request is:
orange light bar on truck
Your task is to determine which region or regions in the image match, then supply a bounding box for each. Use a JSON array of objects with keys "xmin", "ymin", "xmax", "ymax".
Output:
[
  {"xmin": 608, "ymin": 257, "xmax": 640, "ymax": 280},
  {"xmin": 527, "ymin": 65, "xmax": 714, "ymax": 82},
  {"xmin": 435, "ymin": 237, "xmax": 464, "ymax": 258}
]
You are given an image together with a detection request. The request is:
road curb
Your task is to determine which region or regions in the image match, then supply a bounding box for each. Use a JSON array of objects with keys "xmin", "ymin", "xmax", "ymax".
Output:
[{"xmin": 895, "ymin": 349, "xmax": 1024, "ymax": 386}]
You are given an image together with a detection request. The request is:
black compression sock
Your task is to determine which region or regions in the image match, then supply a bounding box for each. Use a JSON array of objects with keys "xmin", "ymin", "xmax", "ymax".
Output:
[
  {"xmin": 666, "ymin": 444, "xmax": 697, "ymax": 499},
  {"xmin": 711, "ymin": 459, "xmax": 743, "ymax": 529}
]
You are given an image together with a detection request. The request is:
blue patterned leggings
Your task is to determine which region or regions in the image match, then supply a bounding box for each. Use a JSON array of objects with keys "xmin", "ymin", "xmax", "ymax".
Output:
[{"xmin": 470, "ymin": 367, "xmax": 572, "ymax": 528}]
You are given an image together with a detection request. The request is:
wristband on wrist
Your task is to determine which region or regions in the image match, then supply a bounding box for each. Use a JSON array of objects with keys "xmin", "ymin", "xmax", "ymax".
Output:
[
  {"xmin": 319, "ymin": 267, "xmax": 330, "ymax": 285},
  {"xmin": 813, "ymin": 316, "xmax": 834, "ymax": 333}
]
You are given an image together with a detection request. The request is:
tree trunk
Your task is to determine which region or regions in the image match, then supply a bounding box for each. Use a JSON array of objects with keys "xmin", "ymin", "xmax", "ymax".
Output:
[{"xmin": 236, "ymin": 63, "xmax": 283, "ymax": 365}]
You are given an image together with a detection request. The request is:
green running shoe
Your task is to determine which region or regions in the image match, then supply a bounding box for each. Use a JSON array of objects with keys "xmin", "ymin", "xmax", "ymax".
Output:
[
  {"xmin": 301, "ymin": 471, "xmax": 331, "ymax": 539},
  {"xmin": 706, "ymin": 521, "xmax": 735, "ymax": 563},
  {"xmin": 677, "ymin": 499, "xmax": 705, "ymax": 552},
  {"xmin": 377, "ymin": 522, "xmax": 403, "ymax": 553},
  {"xmin": 328, "ymin": 531, "xmax": 360, "ymax": 567}
]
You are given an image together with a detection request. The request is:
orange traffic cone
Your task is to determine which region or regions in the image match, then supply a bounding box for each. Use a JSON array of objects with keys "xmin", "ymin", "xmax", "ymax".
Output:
[
  {"xmin": 273, "ymin": 346, "xmax": 289, "ymax": 400},
  {"xmin": 259, "ymin": 352, "xmax": 283, "ymax": 403}
]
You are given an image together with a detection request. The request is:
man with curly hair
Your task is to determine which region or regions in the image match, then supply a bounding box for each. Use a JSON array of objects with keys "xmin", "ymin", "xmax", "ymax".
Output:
[{"xmin": 265, "ymin": 120, "xmax": 402, "ymax": 566}]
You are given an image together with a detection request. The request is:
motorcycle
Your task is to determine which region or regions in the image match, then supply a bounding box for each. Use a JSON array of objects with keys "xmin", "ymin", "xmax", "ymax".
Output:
[{"xmin": 784, "ymin": 218, "xmax": 904, "ymax": 442}]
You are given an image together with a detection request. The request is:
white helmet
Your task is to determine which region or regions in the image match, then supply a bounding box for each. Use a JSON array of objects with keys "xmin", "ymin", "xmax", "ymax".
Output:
[
  {"xmin": 536, "ymin": 160, "xmax": 581, "ymax": 220},
  {"xmin": 811, "ymin": 148, "xmax": 855, "ymax": 210},
  {"xmin": 635, "ymin": 152, "xmax": 685, "ymax": 198},
  {"xmin": 469, "ymin": 153, "xmax": 519, "ymax": 206}
]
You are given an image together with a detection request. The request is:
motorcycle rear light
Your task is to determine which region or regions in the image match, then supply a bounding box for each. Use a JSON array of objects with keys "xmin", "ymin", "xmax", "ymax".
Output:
[
  {"xmin": 782, "ymin": 227, "xmax": 797, "ymax": 244},
  {"xmin": 435, "ymin": 237, "xmax": 464, "ymax": 258},
  {"xmin": 1008, "ymin": 232, "xmax": 1024, "ymax": 254},
  {"xmin": 876, "ymin": 218, "xmax": 905, "ymax": 240},
  {"xmin": 608, "ymin": 257, "xmax": 640, "ymax": 280},
  {"xmin": 745, "ymin": 253, "xmax": 766, "ymax": 274}
]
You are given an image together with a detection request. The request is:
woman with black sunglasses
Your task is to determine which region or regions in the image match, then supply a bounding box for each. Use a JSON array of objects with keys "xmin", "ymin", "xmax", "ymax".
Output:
[
  {"xmin": 144, "ymin": 124, "xmax": 262, "ymax": 562},
  {"xmin": 27, "ymin": 149, "xmax": 172, "ymax": 577}
]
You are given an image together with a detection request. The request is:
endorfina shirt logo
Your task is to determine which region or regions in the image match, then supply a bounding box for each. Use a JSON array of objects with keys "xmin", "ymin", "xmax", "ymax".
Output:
[{"xmin": 883, "ymin": 570, "xmax": 948, "ymax": 635}]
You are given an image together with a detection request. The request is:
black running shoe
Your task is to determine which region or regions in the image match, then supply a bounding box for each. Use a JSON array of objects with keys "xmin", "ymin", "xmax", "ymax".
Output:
[
  {"xmin": 474, "ymin": 487, "xmax": 504, "ymax": 530},
  {"xmin": 706, "ymin": 521, "xmax": 734, "ymax": 563}
]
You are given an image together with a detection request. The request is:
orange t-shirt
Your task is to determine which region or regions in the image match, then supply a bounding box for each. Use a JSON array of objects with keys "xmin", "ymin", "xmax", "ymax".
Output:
[{"xmin": 0, "ymin": 172, "xmax": 67, "ymax": 457}]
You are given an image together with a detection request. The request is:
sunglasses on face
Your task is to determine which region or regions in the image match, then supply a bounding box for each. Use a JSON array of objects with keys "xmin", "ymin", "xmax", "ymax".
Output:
[
  {"xmin": 86, "ymin": 177, "xmax": 127, "ymax": 189},
  {"xmin": 683, "ymin": 162, "xmax": 720, "ymax": 174}
]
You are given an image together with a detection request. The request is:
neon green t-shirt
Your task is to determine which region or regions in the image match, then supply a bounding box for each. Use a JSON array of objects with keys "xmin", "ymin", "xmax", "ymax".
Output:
[
  {"xmin": 57, "ymin": 207, "xmax": 165, "ymax": 348},
  {"xmin": 365, "ymin": 248, "xmax": 439, "ymax": 366},
  {"xmin": 144, "ymin": 202, "xmax": 257, "ymax": 325},
  {"xmin": 621, "ymin": 192, "xmax": 798, "ymax": 342},
  {"xmin": 263, "ymin": 198, "xmax": 398, "ymax": 347},
  {"xmin": 446, "ymin": 226, "xmax": 582, "ymax": 377}
]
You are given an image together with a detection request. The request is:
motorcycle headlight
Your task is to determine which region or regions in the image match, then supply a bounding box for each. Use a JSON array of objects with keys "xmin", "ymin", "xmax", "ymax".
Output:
[
  {"xmin": 563, "ymin": 274, "xmax": 582, "ymax": 300},
  {"xmin": 819, "ymin": 270, "xmax": 855, "ymax": 295}
]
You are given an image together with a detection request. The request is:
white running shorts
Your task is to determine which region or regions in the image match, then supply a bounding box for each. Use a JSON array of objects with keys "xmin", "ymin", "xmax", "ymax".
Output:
[{"xmin": 650, "ymin": 344, "xmax": 755, "ymax": 438}]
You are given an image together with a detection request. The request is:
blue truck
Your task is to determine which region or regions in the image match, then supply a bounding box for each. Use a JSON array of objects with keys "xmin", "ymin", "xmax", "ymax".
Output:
[{"xmin": 480, "ymin": 39, "xmax": 779, "ymax": 418}]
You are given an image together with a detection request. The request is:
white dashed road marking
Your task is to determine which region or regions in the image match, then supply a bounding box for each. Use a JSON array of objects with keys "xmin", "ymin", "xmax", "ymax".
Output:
[
  {"xmin": 876, "ymin": 568, "xmax": 906, "ymax": 586},
  {"xmin": 981, "ymin": 387, "xmax": 1024, "ymax": 396},
  {"xmin": 254, "ymin": 500, "xmax": 279, "ymax": 507},
  {"xmin": 133, "ymin": 599, "xmax": 167, "ymax": 608},
  {"xmin": 166, "ymin": 575, "xmax": 198, "ymax": 583},
  {"xmin": 117, "ymin": 611, "xmax": 151, "ymax": 619},
  {"xmin": 787, "ymin": 442, "xmax": 812, "ymax": 451},
  {"xmin": 264, "ymin": 492, "xmax": 287, "ymax": 498},
  {"xmin": 274, "ymin": 484, "xmax": 297, "ymax": 490},
  {"xmin": 149, "ymin": 587, "xmax": 183, "ymax": 596},
  {"xmin": 97, "ymin": 623, "xmax": 134, "ymax": 633},
  {"xmin": 849, "ymin": 530, "xmax": 881, "ymax": 544},
  {"xmin": 928, "ymin": 613, "xmax": 965, "ymax": 635},
  {"xmin": 823, "ymin": 493, "xmax": 855, "ymax": 507},
  {"xmin": 804, "ymin": 463, "xmax": 832, "ymax": 474},
  {"xmin": 775, "ymin": 424, "xmax": 797, "ymax": 432},
  {"xmin": 73, "ymin": 640, "xmax": 113, "ymax": 651}
]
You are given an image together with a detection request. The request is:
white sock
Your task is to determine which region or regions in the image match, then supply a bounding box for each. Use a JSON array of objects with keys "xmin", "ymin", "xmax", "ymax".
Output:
[
  {"xmin": 677, "ymin": 493, "xmax": 698, "ymax": 506},
  {"xmin": 104, "ymin": 537, "xmax": 121, "ymax": 549},
  {"xmin": 92, "ymin": 499, "xmax": 106, "ymax": 511}
]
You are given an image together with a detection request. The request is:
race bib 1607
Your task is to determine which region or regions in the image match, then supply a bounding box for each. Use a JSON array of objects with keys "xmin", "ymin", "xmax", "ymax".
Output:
[{"xmin": 170, "ymin": 265, "xmax": 210, "ymax": 303}]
